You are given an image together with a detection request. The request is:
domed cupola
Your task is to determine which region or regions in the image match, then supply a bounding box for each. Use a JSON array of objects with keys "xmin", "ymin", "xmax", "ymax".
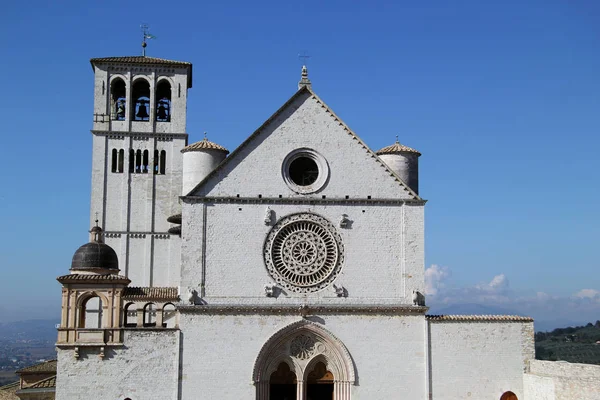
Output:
[
  {"xmin": 70, "ymin": 223, "xmax": 119, "ymax": 274},
  {"xmin": 376, "ymin": 137, "xmax": 421, "ymax": 194},
  {"xmin": 181, "ymin": 133, "xmax": 229, "ymax": 195}
]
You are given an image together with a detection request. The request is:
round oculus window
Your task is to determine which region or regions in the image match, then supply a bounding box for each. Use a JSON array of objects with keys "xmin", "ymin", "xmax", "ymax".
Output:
[
  {"xmin": 282, "ymin": 149, "xmax": 329, "ymax": 194},
  {"xmin": 264, "ymin": 213, "xmax": 344, "ymax": 293}
]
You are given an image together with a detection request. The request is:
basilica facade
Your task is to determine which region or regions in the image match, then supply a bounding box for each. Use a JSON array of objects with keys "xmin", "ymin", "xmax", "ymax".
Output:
[{"xmin": 53, "ymin": 55, "xmax": 535, "ymax": 400}]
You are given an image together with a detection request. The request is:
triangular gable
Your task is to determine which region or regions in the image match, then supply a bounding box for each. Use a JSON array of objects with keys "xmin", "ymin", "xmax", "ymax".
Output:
[{"xmin": 187, "ymin": 86, "xmax": 421, "ymax": 200}]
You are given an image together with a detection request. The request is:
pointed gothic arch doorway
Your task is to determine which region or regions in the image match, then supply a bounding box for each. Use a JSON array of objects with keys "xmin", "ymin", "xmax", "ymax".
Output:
[
  {"xmin": 270, "ymin": 362, "xmax": 297, "ymax": 400},
  {"xmin": 306, "ymin": 361, "xmax": 334, "ymax": 400},
  {"xmin": 253, "ymin": 320, "xmax": 355, "ymax": 400}
]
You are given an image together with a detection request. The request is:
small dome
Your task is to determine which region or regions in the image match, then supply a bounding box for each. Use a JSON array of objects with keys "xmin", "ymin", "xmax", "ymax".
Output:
[
  {"xmin": 181, "ymin": 138, "xmax": 229, "ymax": 154},
  {"xmin": 376, "ymin": 141, "xmax": 421, "ymax": 156},
  {"xmin": 71, "ymin": 242, "xmax": 119, "ymax": 271}
]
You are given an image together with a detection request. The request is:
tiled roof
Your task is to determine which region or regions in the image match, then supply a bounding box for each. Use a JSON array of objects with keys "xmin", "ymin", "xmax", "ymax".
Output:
[
  {"xmin": 89, "ymin": 56, "xmax": 193, "ymax": 88},
  {"xmin": 426, "ymin": 315, "xmax": 533, "ymax": 322},
  {"xmin": 167, "ymin": 213, "xmax": 182, "ymax": 224},
  {"xmin": 57, "ymin": 274, "xmax": 130, "ymax": 283},
  {"xmin": 90, "ymin": 56, "xmax": 191, "ymax": 67},
  {"xmin": 27, "ymin": 376, "xmax": 56, "ymax": 389},
  {"xmin": 17, "ymin": 360, "xmax": 57, "ymax": 374},
  {"xmin": 123, "ymin": 287, "xmax": 179, "ymax": 301},
  {"xmin": 0, "ymin": 382, "xmax": 18, "ymax": 400},
  {"xmin": 181, "ymin": 138, "xmax": 229, "ymax": 154},
  {"xmin": 376, "ymin": 141, "xmax": 421, "ymax": 156}
]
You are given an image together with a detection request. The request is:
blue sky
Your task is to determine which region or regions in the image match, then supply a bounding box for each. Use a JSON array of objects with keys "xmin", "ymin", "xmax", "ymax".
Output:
[{"xmin": 0, "ymin": 0, "xmax": 599, "ymax": 327}]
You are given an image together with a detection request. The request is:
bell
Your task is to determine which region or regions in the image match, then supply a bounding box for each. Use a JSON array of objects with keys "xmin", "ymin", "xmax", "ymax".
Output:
[
  {"xmin": 136, "ymin": 102, "xmax": 149, "ymax": 120},
  {"xmin": 116, "ymin": 101, "xmax": 126, "ymax": 119},
  {"xmin": 157, "ymin": 103, "xmax": 168, "ymax": 121}
]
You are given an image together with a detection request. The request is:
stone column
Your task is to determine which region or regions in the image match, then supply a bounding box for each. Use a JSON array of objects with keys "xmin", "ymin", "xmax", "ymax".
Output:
[
  {"xmin": 255, "ymin": 381, "xmax": 269, "ymax": 400},
  {"xmin": 334, "ymin": 381, "xmax": 351, "ymax": 400},
  {"xmin": 296, "ymin": 381, "xmax": 305, "ymax": 400},
  {"xmin": 156, "ymin": 303, "xmax": 164, "ymax": 327}
]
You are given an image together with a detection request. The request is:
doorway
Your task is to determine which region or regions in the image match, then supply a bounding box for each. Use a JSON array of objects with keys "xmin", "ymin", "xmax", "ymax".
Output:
[
  {"xmin": 306, "ymin": 362, "xmax": 334, "ymax": 400},
  {"xmin": 270, "ymin": 362, "xmax": 297, "ymax": 400}
]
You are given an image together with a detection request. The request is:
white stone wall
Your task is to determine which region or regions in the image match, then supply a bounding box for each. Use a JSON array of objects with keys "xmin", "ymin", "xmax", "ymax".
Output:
[
  {"xmin": 180, "ymin": 201, "xmax": 424, "ymax": 303},
  {"xmin": 193, "ymin": 91, "xmax": 416, "ymax": 200},
  {"xmin": 179, "ymin": 314, "xmax": 426, "ymax": 399},
  {"xmin": 428, "ymin": 321, "xmax": 533, "ymax": 400},
  {"xmin": 56, "ymin": 330, "xmax": 180, "ymax": 400},
  {"xmin": 524, "ymin": 360, "xmax": 600, "ymax": 400}
]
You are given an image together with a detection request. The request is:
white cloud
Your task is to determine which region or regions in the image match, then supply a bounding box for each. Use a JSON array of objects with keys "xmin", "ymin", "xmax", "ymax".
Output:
[
  {"xmin": 424, "ymin": 264, "xmax": 450, "ymax": 295},
  {"xmin": 424, "ymin": 264, "xmax": 600, "ymax": 330},
  {"xmin": 573, "ymin": 289, "xmax": 600, "ymax": 299}
]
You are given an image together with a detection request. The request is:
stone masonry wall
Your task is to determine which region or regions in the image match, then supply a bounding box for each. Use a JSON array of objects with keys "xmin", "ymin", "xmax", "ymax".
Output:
[
  {"xmin": 179, "ymin": 313, "xmax": 427, "ymax": 399},
  {"xmin": 428, "ymin": 321, "xmax": 532, "ymax": 400},
  {"xmin": 56, "ymin": 330, "xmax": 179, "ymax": 400},
  {"xmin": 524, "ymin": 359, "xmax": 600, "ymax": 400}
]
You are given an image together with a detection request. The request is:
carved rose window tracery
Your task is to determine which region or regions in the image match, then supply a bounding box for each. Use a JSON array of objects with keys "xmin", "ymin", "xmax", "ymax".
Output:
[
  {"xmin": 290, "ymin": 334, "xmax": 316, "ymax": 360},
  {"xmin": 264, "ymin": 213, "xmax": 344, "ymax": 293}
]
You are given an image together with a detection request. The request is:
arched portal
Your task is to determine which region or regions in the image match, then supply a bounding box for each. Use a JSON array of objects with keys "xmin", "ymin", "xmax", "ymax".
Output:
[
  {"xmin": 306, "ymin": 361, "xmax": 334, "ymax": 400},
  {"xmin": 270, "ymin": 362, "xmax": 297, "ymax": 400},
  {"xmin": 500, "ymin": 391, "xmax": 518, "ymax": 400},
  {"xmin": 253, "ymin": 320, "xmax": 354, "ymax": 400}
]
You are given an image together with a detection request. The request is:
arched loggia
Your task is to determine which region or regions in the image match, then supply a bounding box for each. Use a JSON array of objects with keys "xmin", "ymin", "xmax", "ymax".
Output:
[{"xmin": 253, "ymin": 320, "xmax": 355, "ymax": 400}]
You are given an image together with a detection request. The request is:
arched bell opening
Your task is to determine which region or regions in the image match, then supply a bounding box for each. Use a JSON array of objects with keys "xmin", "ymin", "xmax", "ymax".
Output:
[
  {"xmin": 500, "ymin": 391, "xmax": 518, "ymax": 400},
  {"xmin": 155, "ymin": 80, "xmax": 171, "ymax": 122},
  {"xmin": 306, "ymin": 361, "xmax": 334, "ymax": 400},
  {"xmin": 270, "ymin": 362, "xmax": 297, "ymax": 400},
  {"xmin": 131, "ymin": 79, "xmax": 150, "ymax": 121},
  {"xmin": 110, "ymin": 77, "xmax": 126, "ymax": 121}
]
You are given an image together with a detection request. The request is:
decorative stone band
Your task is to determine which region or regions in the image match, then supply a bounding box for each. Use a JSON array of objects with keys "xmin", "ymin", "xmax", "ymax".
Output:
[
  {"xmin": 426, "ymin": 314, "xmax": 534, "ymax": 322},
  {"xmin": 181, "ymin": 196, "xmax": 427, "ymax": 205},
  {"xmin": 91, "ymin": 130, "xmax": 188, "ymax": 139},
  {"xmin": 177, "ymin": 304, "xmax": 429, "ymax": 316},
  {"xmin": 56, "ymin": 274, "xmax": 131, "ymax": 284},
  {"xmin": 122, "ymin": 287, "xmax": 180, "ymax": 302}
]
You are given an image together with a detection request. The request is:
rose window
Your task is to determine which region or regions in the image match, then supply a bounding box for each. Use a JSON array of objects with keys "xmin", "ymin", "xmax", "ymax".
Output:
[{"xmin": 264, "ymin": 213, "xmax": 344, "ymax": 293}]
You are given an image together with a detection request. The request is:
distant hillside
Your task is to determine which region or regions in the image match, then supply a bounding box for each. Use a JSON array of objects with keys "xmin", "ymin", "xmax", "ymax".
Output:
[
  {"xmin": 535, "ymin": 321, "xmax": 600, "ymax": 365},
  {"xmin": 0, "ymin": 319, "xmax": 59, "ymax": 341}
]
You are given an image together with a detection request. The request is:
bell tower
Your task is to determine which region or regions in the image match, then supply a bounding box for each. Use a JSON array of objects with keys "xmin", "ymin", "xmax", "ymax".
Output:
[{"xmin": 89, "ymin": 55, "xmax": 192, "ymax": 287}]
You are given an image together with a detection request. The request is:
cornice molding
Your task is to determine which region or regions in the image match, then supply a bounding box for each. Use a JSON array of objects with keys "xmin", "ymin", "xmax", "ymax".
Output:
[
  {"xmin": 181, "ymin": 196, "xmax": 427, "ymax": 206},
  {"xmin": 91, "ymin": 130, "xmax": 188, "ymax": 139},
  {"xmin": 177, "ymin": 303, "xmax": 429, "ymax": 316}
]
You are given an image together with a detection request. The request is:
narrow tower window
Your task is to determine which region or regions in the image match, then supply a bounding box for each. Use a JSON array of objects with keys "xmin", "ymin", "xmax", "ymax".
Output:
[
  {"xmin": 160, "ymin": 150, "xmax": 166, "ymax": 175},
  {"xmin": 131, "ymin": 79, "xmax": 150, "ymax": 121},
  {"xmin": 143, "ymin": 150, "xmax": 149, "ymax": 173},
  {"xmin": 155, "ymin": 80, "xmax": 171, "ymax": 122},
  {"xmin": 129, "ymin": 149, "xmax": 135, "ymax": 173},
  {"xmin": 110, "ymin": 78, "xmax": 126, "ymax": 121},
  {"xmin": 118, "ymin": 149, "xmax": 124, "ymax": 173},
  {"xmin": 135, "ymin": 149, "xmax": 142, "ymax": 173},
  {"xmin": 111, "ymin": 149, "xmax": 118, "ymax": 173}
]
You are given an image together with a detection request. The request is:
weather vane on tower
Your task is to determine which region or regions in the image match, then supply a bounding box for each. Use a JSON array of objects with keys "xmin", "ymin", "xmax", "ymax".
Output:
[{"xmin": 141, "ymin": 24, "xmax": 156, "ymax": 57}]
